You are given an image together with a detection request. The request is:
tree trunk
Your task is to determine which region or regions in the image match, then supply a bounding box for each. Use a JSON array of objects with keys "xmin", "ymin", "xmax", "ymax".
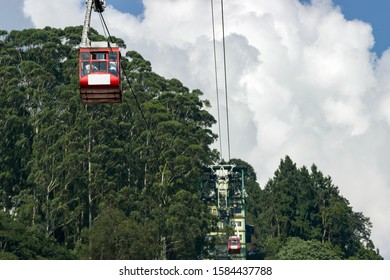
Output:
[{"xmin": 88, "ymin": 125, "xmax": 92, "ymax": 230}]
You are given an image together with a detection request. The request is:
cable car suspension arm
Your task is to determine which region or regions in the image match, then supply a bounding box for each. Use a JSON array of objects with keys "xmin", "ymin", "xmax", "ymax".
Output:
[{"xmin": 81, "ymin": 0, "xmax": 106, "ymax": 47}]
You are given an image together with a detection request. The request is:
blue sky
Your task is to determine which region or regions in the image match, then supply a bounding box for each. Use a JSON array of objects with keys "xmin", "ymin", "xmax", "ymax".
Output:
[
  {"xmin": 110, "ymin": 0, "xmax": 144, "ymax": 17},
  {"xmin": 339, "ymin": 0, "xmax": 390, "ymax": 56},
  {"xmin": 108, "ymin": 0, "xmax": 390, "ymax": 57},
  {"xmin": 1, "ymin": 0, "xmax": 389, "ymax": 56},
  {"xmin": 114, "ymin": 0, "xmax": 390, "ymax": 56},
  {"xmin": 301, "ymin": 0, "xmax": 390, "ymax": 56},
  {"xmin": 0, "ymin": 0, "xmax": 145, "ymax": 31}
]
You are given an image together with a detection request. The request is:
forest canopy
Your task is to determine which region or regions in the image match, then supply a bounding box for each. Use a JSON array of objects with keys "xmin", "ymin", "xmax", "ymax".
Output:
[{"xmin": 0, "ymin": 27, "xmax": 382, "ymax": 260}]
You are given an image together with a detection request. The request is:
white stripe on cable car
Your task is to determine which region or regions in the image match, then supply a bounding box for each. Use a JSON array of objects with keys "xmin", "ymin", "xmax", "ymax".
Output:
[{"xmin": 88, "ymin": 74, "xmax": 110, "ymax": 85}]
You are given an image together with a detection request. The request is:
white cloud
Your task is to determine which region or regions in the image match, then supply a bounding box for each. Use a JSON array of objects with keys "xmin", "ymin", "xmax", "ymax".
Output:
[
  {"xmin": 23, "ymin": 0, "xmax": 83, "ymax": 28},
  {"xmin": 22, "ymin": 0, "xmax": 390, "ymax": 259},
  {"xmin": 0, "ymin": 0, "xmax": 33, "ymax": 31}
]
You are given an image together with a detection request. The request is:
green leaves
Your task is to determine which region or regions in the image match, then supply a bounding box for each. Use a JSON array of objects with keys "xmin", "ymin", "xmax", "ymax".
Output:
[
  {"xmin": 0, "ymin": 212, "xmax": 73, "ymax": 259},
  {"xmin": 84, "ymin": 207, "xmax": 156, "ymax": 259},
  {"xmin": 248, "ymin": 155, "xmax": 382, "ymax": 259},
  {"xmin": 166, "ymin": 190, "xmax": 209, "ymax": 259},
  {"xmin": 0, "ymin": 27, "xmax": 217, "ymax": 259},
  {"xmin": 276, "ymin": 237, "xmax": 341, "ymax": 260}
]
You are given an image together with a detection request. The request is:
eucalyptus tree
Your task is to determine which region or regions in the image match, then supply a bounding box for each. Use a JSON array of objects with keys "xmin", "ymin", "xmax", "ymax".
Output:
[{"xmin": 256, "ymin": 156, "xmax": 382, "ymax": 259}]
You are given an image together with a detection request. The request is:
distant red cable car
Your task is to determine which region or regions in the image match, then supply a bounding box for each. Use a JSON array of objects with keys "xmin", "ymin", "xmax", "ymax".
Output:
[
  {"xmin": 228, "ymin": 236, "xmax": 241, "ymax": 254},
  {"xmin": 79, "ymin": 42, "xmax": 122, "ymax": 104}
]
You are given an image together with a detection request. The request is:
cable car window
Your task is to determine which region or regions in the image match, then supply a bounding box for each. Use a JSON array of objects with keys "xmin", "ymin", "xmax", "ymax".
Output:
[
  {"xmin": 231, "ymin": 239, "xmax": 238, "ymax": 245},
  {"xmin": 92, "ymin": 53, "xmax": 107, "ymax": 60},
  {"xmin": 92, "ymin": 61, "xmax": 107, "ymax": 72},
  {"xmin": 109, "ymin": 52, "xmax": 118, "ymax": 60},
  {"xmin": 109, "ymin": 61, "xmax": 118, "ymax": 76},
  {"xmin": 82, "ymin": 61, "xmax": 90, "ymax": 76},
  {"xmin": 81, "ymin": 52, "xmax": 90, "ymax": 60}
]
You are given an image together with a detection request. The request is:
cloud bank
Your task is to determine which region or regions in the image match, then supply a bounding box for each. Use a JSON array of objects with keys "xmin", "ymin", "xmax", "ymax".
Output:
[{"xmin": 23, "ymin": 0, "xmax": 390, "ymax": 259}]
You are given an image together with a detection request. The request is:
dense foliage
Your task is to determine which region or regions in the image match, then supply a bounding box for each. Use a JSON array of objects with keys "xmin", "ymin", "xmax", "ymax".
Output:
[
  {"xmin": 245, "ymin": 156, "xmax": 382, "ymax": 259},
  {"xmin": 1, "ymin": 27, "xmax": 217, "ymax": 259},
  {"xmin": 0, "ymin": 27, "xmax": 382, "ymax": 259}
]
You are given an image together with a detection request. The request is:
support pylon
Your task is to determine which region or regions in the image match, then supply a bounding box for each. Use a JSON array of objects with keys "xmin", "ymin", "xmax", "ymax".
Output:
[{"xmin": 200, "ymin": 164, "xmax": 247, "ymax": 260}]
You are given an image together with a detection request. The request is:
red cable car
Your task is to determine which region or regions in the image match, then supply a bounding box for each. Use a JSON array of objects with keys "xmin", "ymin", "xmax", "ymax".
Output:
[
  {"xmin": 228, "ymin": 236, "xmax": 241, "ymax": 254},
  {"xmin": 79, "ymin": 42, "xmax": 122, "ymax": 104}
]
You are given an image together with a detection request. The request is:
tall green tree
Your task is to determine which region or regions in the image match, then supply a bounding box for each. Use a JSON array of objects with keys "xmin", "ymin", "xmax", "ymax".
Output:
[
  {"xmin": 251, "ymin": 156, "xmax": 382, "ymax": 259},
  {"xmin": 276, "ymin": 237, "xmax": 341, "ymax": 260},
  {"xmin": 1, "ymin": 26, "xmax": 218, "ymax": 259},
  {"xmin": 83, "ymin": 207, "xmax": 155, "ymax": 259}
]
